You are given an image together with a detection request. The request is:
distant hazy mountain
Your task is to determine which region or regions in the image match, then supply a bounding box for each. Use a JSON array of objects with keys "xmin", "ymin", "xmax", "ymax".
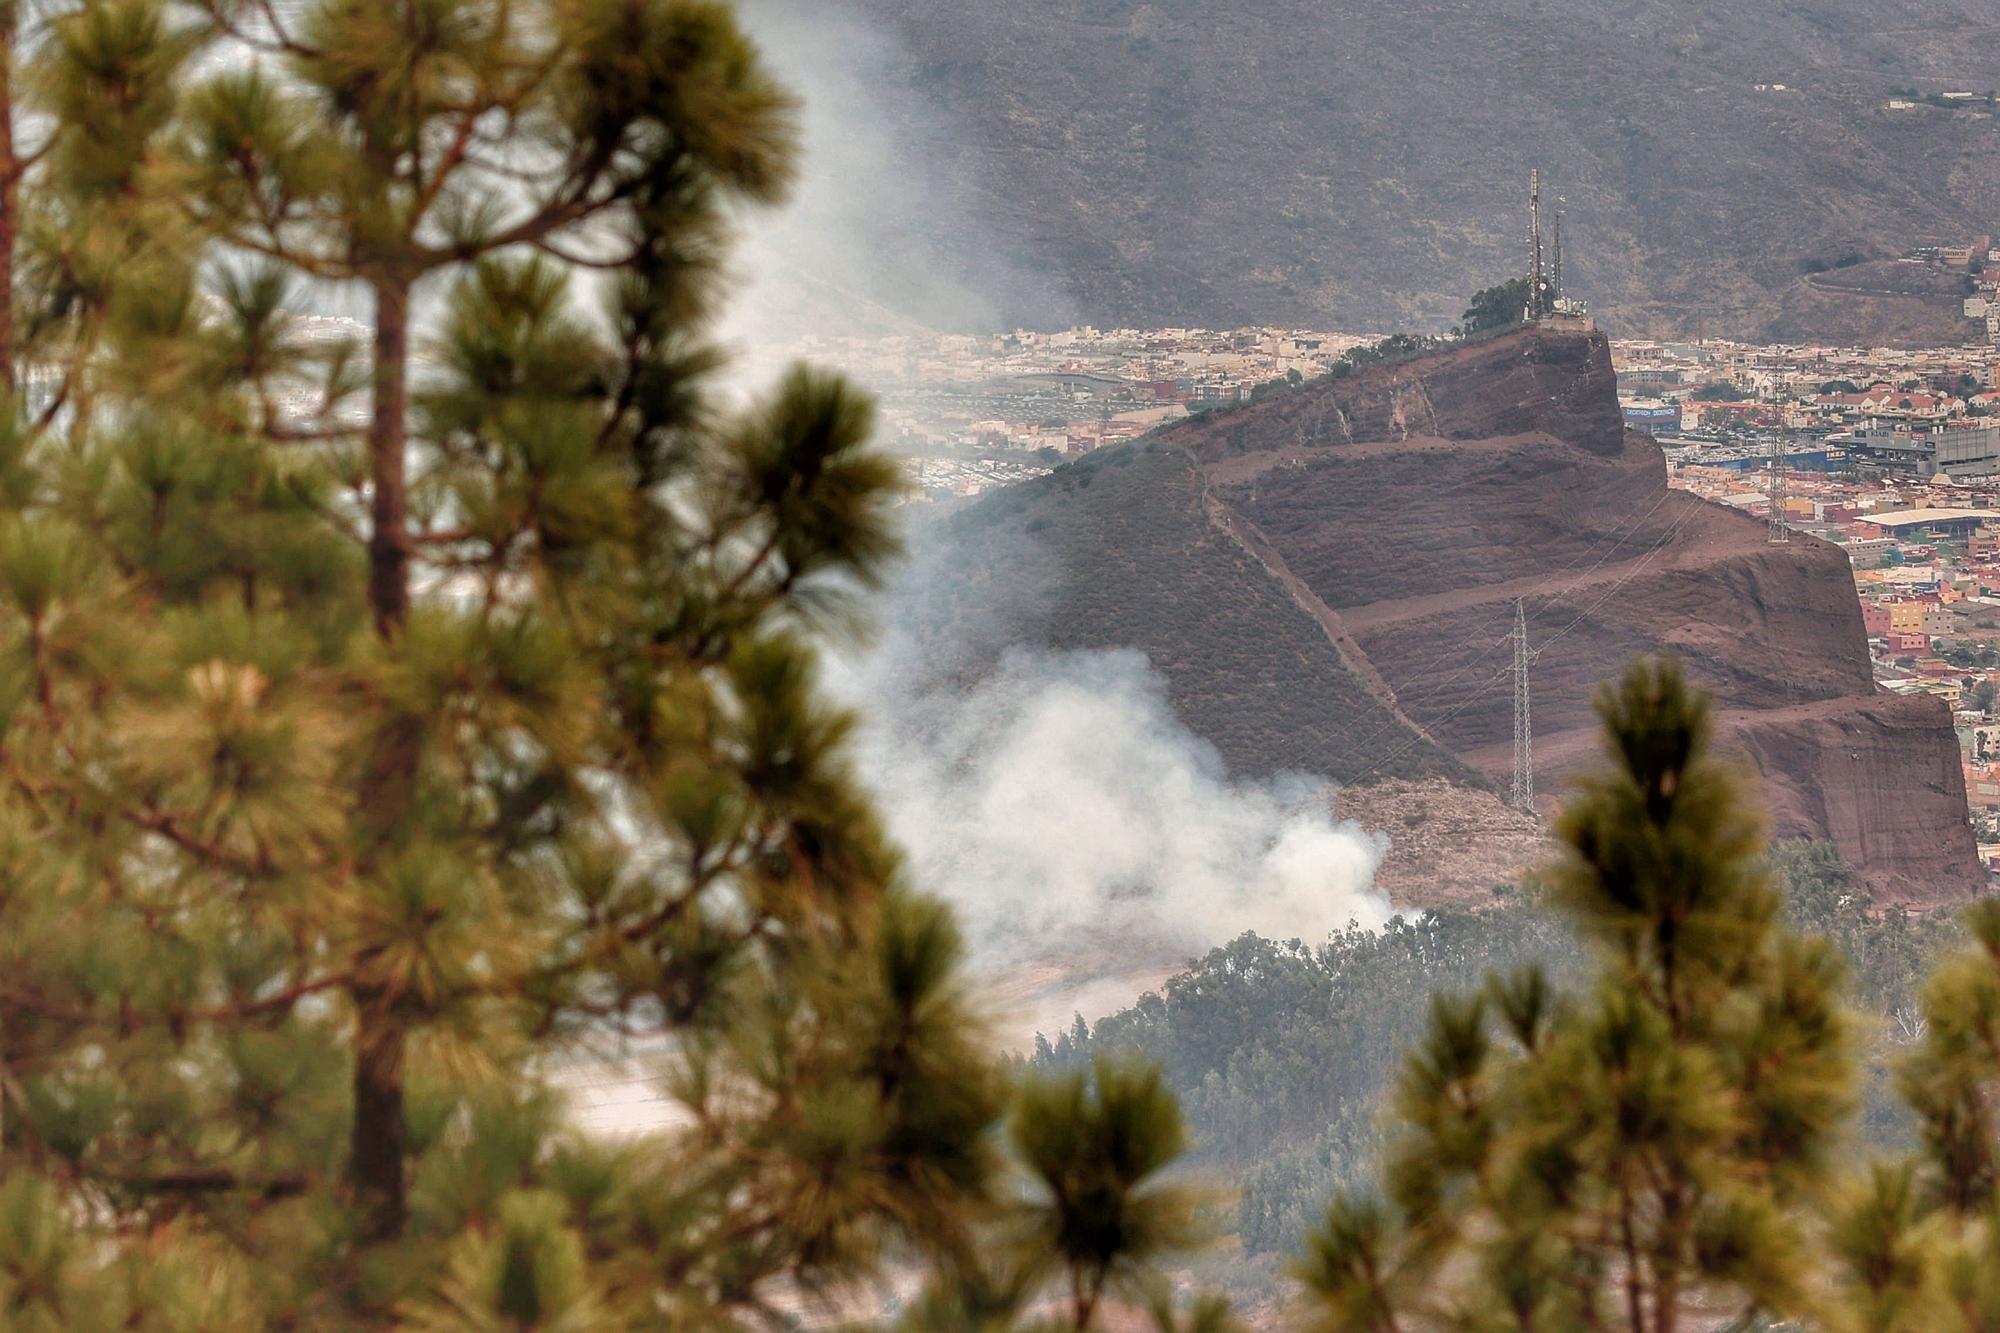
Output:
[{"xmin": 752, "ymin": 0, "xmax": 2000, "ymax": 339}]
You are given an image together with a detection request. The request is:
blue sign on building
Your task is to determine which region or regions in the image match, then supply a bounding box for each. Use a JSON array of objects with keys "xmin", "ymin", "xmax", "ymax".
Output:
[{"xmin": 1622, "ymin": 400, "xmax": 1683, "ymax": 431}]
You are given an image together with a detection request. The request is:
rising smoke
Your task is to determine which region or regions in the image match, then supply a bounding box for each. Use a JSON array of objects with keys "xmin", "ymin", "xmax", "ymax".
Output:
[
  {"xmin": 831, "ymin": 644, "xmax": 1391, "ymax": 969},
  {"xmin": 721, "ymin": 0, "xmax": 1075, "ymax": 361},
  {"xmin": 728, "ymin": 1, "xmax": 1391, "ymax": 978}
]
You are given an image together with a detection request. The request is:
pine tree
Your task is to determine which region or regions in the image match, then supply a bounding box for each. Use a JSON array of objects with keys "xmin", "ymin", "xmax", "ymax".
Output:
[
  {"xmin": 1833, "ymin": 898, "xmax": 2000, "ymax": 1330},
  {"xmin": 0, "ymin": 0, "xmax": 1011, "ymax": 1323},
  {"xmin": 1296, "ymin": 660, "xmax": 1856, "ymax": 1331},
  {"xmin": 900, "ymin": 1054, "xmax": 1229, "ymax": 1333},
  {"xmin": 1012, "ymin": 1055, "xmax": 1208, "ymax": 1329}
]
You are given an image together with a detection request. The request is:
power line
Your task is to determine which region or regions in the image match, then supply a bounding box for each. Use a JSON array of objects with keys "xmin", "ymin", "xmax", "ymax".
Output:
[
  {"xmin": 1343, "ymin": 661, "xmax": 1517, "ymax": 788},
  {"xmin": 1335, "ymin": 483, "xmax": 1673, "ymax": 754},
  {"xmin": 1532, "ymin": 499, "xmax": 1704, "ymax": 661},
  {"xmin": 1336, "ymin": 486, "xmax": 1683, "ymax": 774},
  {"xmin": 1342, "ymin": 495, "xmax": 1708, "ymax": 789},
  {"xmin": 1527, "ymin": 485, "xmax": 1675, "ymax": 616}
]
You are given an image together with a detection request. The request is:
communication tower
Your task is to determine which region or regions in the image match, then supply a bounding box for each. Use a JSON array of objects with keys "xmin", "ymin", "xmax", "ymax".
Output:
[
  {"xmin": 1550, "ymin": 207, "xmax": 1563, "ymax": 310},
  {"xmin": 1526, "ymin": 170, "xmax": 1546, "ymax": 321}
]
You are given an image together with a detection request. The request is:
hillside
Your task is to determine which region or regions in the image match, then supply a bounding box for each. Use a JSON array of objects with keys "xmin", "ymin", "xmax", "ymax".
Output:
[
  {"xmin": 905, "ymin": 322, "xmax": 1984, "ymax": 905},
  {"xmin": 1037, "ymin": 850, "xmax": 1965, "ymax": 1299},
  {"xmin": 772, "ymin": 0, "xmax": 2000, "ymax": 340},
  {"xmin": 896, "ymin": 439, "xmax": 1473, "ymax": 787}
]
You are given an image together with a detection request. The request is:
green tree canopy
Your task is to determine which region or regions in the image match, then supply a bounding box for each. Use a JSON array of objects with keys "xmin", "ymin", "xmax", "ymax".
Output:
[
  {"xmin": 1458, "ymin": 277, "xmax": 1530, "ymax": 336},
  {"xmin": 1295, "ymin": 661, "xmax": 1856, "ymax": 1331},
  {"xmin": 0, "ymin": 5, "xmax": 1247, "ymax": 1326},
  {"xmin": 0, "ymin": 0, "xmax": 1025, "ymax": 1324},
  {"xmin": 902, "ymin": 1053, "xmax": 1227, "ymax": 1332},
  {"xmin": 1829, "ymin": 899, "xmax": 2000, "ymax": 1329}
]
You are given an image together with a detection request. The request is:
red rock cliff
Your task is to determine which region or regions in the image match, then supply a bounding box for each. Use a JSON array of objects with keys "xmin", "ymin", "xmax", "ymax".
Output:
[{"xmin": 1163, "ymin": 322, "xmax": 1981, "ymax": 904}]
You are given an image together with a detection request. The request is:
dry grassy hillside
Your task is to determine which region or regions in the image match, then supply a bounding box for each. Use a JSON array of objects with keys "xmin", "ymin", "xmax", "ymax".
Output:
[
  {"xmin": 797, "ymin": 0, "xmax": 2000, "ymax": 339},
  {"xmin": 903, "ymin": 443, "xmax": 1473, "ymax": 785}
]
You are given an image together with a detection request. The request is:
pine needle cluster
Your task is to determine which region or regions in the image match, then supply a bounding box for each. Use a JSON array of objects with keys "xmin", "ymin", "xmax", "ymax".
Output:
[{"xmin": 1824, "ymin": 896, "xmax": 2000, "ymax": 1330}]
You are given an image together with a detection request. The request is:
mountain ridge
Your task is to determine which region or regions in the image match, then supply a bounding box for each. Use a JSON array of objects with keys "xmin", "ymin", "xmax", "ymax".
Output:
[{"xmin": 794, "ymin": 0, "xmax": 2000, "ymax": 340}]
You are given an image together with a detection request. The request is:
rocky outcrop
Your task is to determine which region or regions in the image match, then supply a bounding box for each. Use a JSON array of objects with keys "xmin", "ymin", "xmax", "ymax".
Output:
[
  {"xmin": 895, "ymin": 440, "xmax": 1474, "ymax": 788},
  {"xmin": 1167, "ymin": 323, "xmax": 1981, "ymax": 904},
  {"xmin": 1727, "ymin": 697, "xmax": 1979, "ymax": 897},
  {"xmin": 1334, "ymin": 779, "xmax": 1552, "ymax": 910},
  {"xmin": 1184, "ymin": 323, "xmax": 1627, "ymax": 461},
  {"xmin": 903, "ymin": 323, "xmax": 1982, "ymax": 906}
]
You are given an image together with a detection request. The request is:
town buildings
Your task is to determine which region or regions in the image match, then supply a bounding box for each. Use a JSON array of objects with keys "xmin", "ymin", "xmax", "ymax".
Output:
[{"xmin": 761, "ymin": 324, "xmax": 1374, "ymax": 502}]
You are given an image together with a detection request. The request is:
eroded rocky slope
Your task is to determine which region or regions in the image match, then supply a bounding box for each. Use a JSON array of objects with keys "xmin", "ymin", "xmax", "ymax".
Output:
[{"xmin": 907, "ymin": 324, "xmax": 1981, "ymax": 905}]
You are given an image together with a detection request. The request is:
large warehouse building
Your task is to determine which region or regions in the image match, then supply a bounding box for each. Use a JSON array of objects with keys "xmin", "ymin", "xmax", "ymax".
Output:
[
  {"xmin": 1855, "ymin": 508, "xmax": 1994, "ymax": 540},
  {"xmin": 1840, "ymin": 423, "xmax": 2000, "ymax": 481}
]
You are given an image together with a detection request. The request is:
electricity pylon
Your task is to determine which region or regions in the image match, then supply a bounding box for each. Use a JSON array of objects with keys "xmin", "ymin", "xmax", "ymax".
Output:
[
  {"xmin": 1768, "ymin": 432, "xmax": 1790, "ymax": 544},
  {"xmin": 1511, "ymin": 599, "xmax": 1535, "ymax": 812}
]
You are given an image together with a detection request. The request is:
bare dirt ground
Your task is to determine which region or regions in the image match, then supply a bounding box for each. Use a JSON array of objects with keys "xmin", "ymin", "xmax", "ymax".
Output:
[
  {"xmin": 1339, "ymin": 777, "xmax": 1553, "ymax": 907},
  {"xmin": 981, "ymin": 951, "xmax": 1189, "ymax": 1051}
]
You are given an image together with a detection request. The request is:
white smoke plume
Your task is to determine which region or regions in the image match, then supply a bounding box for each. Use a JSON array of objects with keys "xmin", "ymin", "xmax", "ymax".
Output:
[
  {"xmin": 721, "ymin": 0, "xmax": 1076, "ymax": 358},
  {"xmin": 715, "ymin": 3, "xmax": 1385, "ymax": 977},
  {"xmin": 836, "ymin": 647, "xmax": 1390, "ymax": 967}
]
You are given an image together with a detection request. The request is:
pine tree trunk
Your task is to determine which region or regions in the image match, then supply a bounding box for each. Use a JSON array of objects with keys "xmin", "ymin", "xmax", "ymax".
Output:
[
  {"xmin": 349, "ymin": 995, "xmax": 407, "ymax": 1239},
  {"xmin": 0, "ymin": 3, "xmax": 19, "ymax": 396},
  {"xmin": 350, "ymin": 273, "xmax": 415, "ymax": 1239},
  {"xmin": 366, "ymin": 276, "xmax": 411, "ymax": 636},
  {"xmin": 0, "ymin": 4, "xmax": 18, "ymax": 1163}
]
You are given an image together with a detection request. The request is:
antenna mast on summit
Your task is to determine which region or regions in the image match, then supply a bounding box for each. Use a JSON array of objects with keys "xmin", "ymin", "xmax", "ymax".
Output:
[
  {"xmin": 1767, "ymin": 431, "xmax": 1790, "ymax": 544},
  {"xmin": 1550, "ymin": 205, "xmax": 1564, "ymax": 310},
  {"xmin": 1526, "ymin": 169, "xmax": 1546, "ymax": 321},
  {"xmin": 1511, "ymin": 599, "xmax": 1535, "ymax": 812}
]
